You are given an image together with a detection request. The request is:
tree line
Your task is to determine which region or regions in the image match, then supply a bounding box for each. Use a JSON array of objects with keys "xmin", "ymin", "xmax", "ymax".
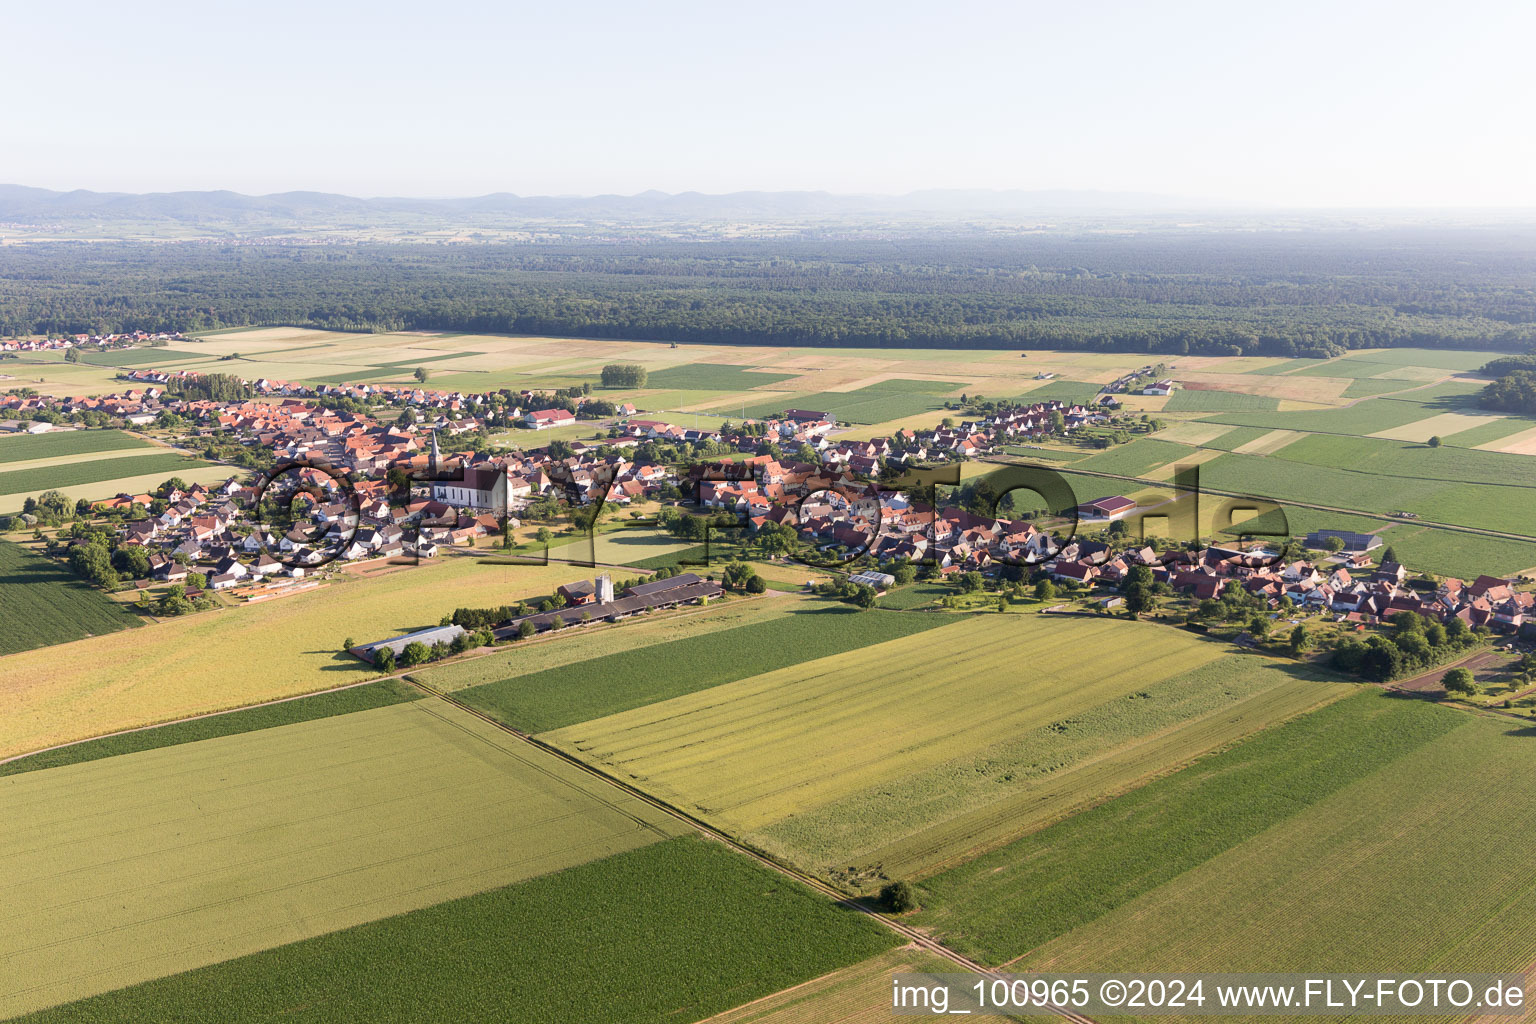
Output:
[{"xmin": 2, "ymin": 238, "xmax": 1534, "ymax": 357}]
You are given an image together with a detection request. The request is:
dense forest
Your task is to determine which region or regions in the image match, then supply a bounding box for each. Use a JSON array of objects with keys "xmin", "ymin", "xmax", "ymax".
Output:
[{"xmin": 3, "ymin": 232, "xmax": 1536, "ymax": 356}]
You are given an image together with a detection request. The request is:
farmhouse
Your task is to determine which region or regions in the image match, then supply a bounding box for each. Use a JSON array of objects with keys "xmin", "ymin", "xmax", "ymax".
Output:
[
  {"xmin": 848, "ymin": 570, "xmax": 896, "ymax": 590},
  {"xmin": 352, "ymin": 624, "xmax": 466, "ymax": 664},
  {"xmin": 1142, "ymin": 379, "xmax": 1176, "ymax": 396},
  {"xmin": 1305, "ymin": 529, "xmax": 1383, "ymax": 553},
  {"xmin": 1078, "ymin": 495, "xmax": 1138, "ymax": 521},
  {"xmin": 525, "ymin": 408, "xmax": 577, "ymax": 430},
  {"xmin": 493, "ymin": 572, "xmax": 724, "ymax": 638}
]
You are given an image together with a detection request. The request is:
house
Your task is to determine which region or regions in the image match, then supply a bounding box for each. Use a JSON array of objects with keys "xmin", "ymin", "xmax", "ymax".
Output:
[
  {"xmin": 1142, "ymin": 380, "xmax": 1175, "ymax": 396},
  {"xmin": 525, "ymin": 409, "xmax": 576, "ymax": 430},
  {"xmin": 1051, "ymin": 560, "xmax": 1100, "ymax": 584}
]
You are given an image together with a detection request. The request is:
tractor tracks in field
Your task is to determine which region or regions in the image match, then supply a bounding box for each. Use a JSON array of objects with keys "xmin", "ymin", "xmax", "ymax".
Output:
[{"xmin": 406, "ymin": 674, "xmax": 1100, "ymax": 1024}]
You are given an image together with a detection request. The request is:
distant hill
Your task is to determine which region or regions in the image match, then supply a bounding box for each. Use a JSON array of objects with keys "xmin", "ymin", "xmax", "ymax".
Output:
[{"xmin": 0, "ymin": 184, "xmax": 1222, "ymax": 228}]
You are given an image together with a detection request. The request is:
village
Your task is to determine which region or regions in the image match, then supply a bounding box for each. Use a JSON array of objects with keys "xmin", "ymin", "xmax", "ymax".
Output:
[{"xmin": 4, "ymin": 355, "xmax": 1535, "ymax": 695}]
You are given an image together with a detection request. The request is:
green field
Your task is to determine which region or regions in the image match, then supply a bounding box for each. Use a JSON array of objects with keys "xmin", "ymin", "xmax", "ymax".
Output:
[
  {"xmin": 0, "ymin": 429, "xmax": 150, "ymax": 464},
  {"xmin": 1440, "ymin": 416, "xmax": 1534, "ymax": 448},
  {"xmin": 0, "ymin": 678, "xmax": 424, "ymax": 777},
  {"xmin": 411, "ymin": 598, "xmax": 793, "ymax": 693},
  {"xmin": 874, "ymin": 581, "xmax": 951, "ymax": 608},
  {"xmin": 1340, "ymin": 376, "xmax": 1414, "ymax": 398},
  {"xmin": 1270, "ymin": 433, "xmax": 1536, "ymax": 488},
  {"xmin": 1015, "ymin": 700, "xmax": 1536, "ymax": 999},
  {"xmin": 0, "ymin": 539, "xmax": 142, "ymax": 656},
  {"xmin": 453, "ymin": 602, "xmax": 952, "ymax": 733},
  {"xmin": 1161, "ymin": 390, "xmax": 1280, "ymax": 412},
  {"xmin": 1074, "ymin": 438, "xmax": 1199, "ymax": 476},
  {"xmin": 755, "ymin": 656, "xmax": 1348, "ymax": 886},
  {"xmin": 15, "ymin": 836, "xmax": 897, "ymax": 1024},
  {"xmin": 1018, "ymin": 379, "xmax": 1103, "ymax": 403},
  {"xmin": 1198, "ymin": 399, "xmax": 1431, "ymax": 436},
  {"xmin": 1287, "ymin": 357, "xmax": 1431, "ymax": 380},
  {"xmin": 642, "ymin": 363, "xmax": 798, "ymax": 390},
  {"xmin": 912, "ymin": 691, "xmax": 1459, "ymax": 965},
  {"xmin": 543, "ymin": 616, "xmax": 1281, "ymax": 883},
  {"xmin": 1354, "ymin": 346, "xmax": 1506, "ymax": 370},
  {"xmin": 1001, "ymin": 445, "xmax": 1087, "ymax": 462},
  {"xmin": 737, "ymin": 380, "xmax": 959, "ymax": 424},
  {"xmin": 0, "ymin": 452, "xmax": 210, "ymax": 501},
  {"xmin": 0, "ymin": 699, "xmax": 684, "ymax": 1018},
  {"xmin": 77, "ymin": 348, "xmax": 198, "ymax": 367}
]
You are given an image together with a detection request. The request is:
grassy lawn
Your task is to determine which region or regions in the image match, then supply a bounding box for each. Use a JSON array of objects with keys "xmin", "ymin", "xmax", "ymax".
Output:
[
  {"xmin": 13, "ymin": 836, "xmax": 897, "ymax": 1024},
  {"xmin": 0, "ymin": 699, "xmax": 685, "ymax": 1018},
  {"xmin": 912, "ymin": 690, "xmax": 1459, "ymax": 965},
  {"xmin": 0, "ymin": 538, "xmax": 143, "ymax": 656}
]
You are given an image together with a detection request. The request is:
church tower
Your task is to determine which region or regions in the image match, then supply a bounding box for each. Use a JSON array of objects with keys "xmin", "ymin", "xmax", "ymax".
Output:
[{"xmin": 429, "ymin": 429, "xmax": 441, "ymax": 475}]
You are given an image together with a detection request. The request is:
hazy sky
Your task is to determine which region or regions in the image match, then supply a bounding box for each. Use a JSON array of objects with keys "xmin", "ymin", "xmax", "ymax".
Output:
[{"xmin": 6, "ymin": 0, "xmax": 1533, "ymax": 206}]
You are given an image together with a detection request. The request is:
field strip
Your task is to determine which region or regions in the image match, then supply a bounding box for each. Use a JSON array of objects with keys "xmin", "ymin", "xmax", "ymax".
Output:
[
  {"xmin": 1369, "ymin": 411, "xmax": 1505, "ymax": 443},
  {"xmin": 0, "ymin": 464, "xmax": 234, "ymax": 514},
  {"xmin": 1481, "ymin": 424, "xmax": 1536, "ymax": 454},
  {"xmin": 0, "ymin": 446, "xmax": 173, "ymax": 474},
  {"xmin": 0, "ymin": 699, "xmax": 680, "ymax": 1019},
  {"xmin": 699, "ymin": 946, "xmax": 987, "ymax": 1024},
  {"xmin": 1150, "ymin": 423, "xmax": 1231, "ymax": 446},
  {"xmin": 1231, "ymin": 428, "xmax": 1305, "ymax": 455},
  {"xmin": 863, "ymin": 675, "xmax": 1351, "ymax": 882},
  {"xmin": 1005, "ymin": 710, "xmax": 1530, "ymax": 981},
  {"xmin": 1141, "ymin": 447, "xmax": 1223, "ymax": 481},
  {"xmin": 410, "ymin": 680, "xmax": 1099, "ymax": 1024},
  {"xmin": 542, "ymin": 616, "xmax": 1227, "ymax": 834}
]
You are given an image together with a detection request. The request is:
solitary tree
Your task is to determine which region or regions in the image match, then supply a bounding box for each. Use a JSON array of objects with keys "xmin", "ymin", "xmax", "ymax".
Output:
[
  {"xmin": 1288, "ymin": 624, "xmax": 1310, "ymax": 654},
  {"xmin": 1427, "ymin": 435, "xmax": 1442, "ymax": 448},
  {"xmin": 1442, "ymin": 667, "xmax": 1477, "ymax": 695},
  {"xmin": 414, "ymin": 367, "xmax": 429, "ymax": 383},
  {"xmin": 880, "ymin": 880, "xmax": 919, "ymax": 914},
  {"xmin": 1033, "ymin": 578, "xmax": 1057, "ymax": 601},
  {"xmin": 1124, "ymin": 584, "xmax": 1152, "ymax": 616}
]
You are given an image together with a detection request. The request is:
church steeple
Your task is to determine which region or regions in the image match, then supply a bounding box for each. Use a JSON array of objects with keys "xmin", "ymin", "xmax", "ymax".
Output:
[{"xmin": 429, "ymin": 428, "xmax": 441, "ymax": 475}]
